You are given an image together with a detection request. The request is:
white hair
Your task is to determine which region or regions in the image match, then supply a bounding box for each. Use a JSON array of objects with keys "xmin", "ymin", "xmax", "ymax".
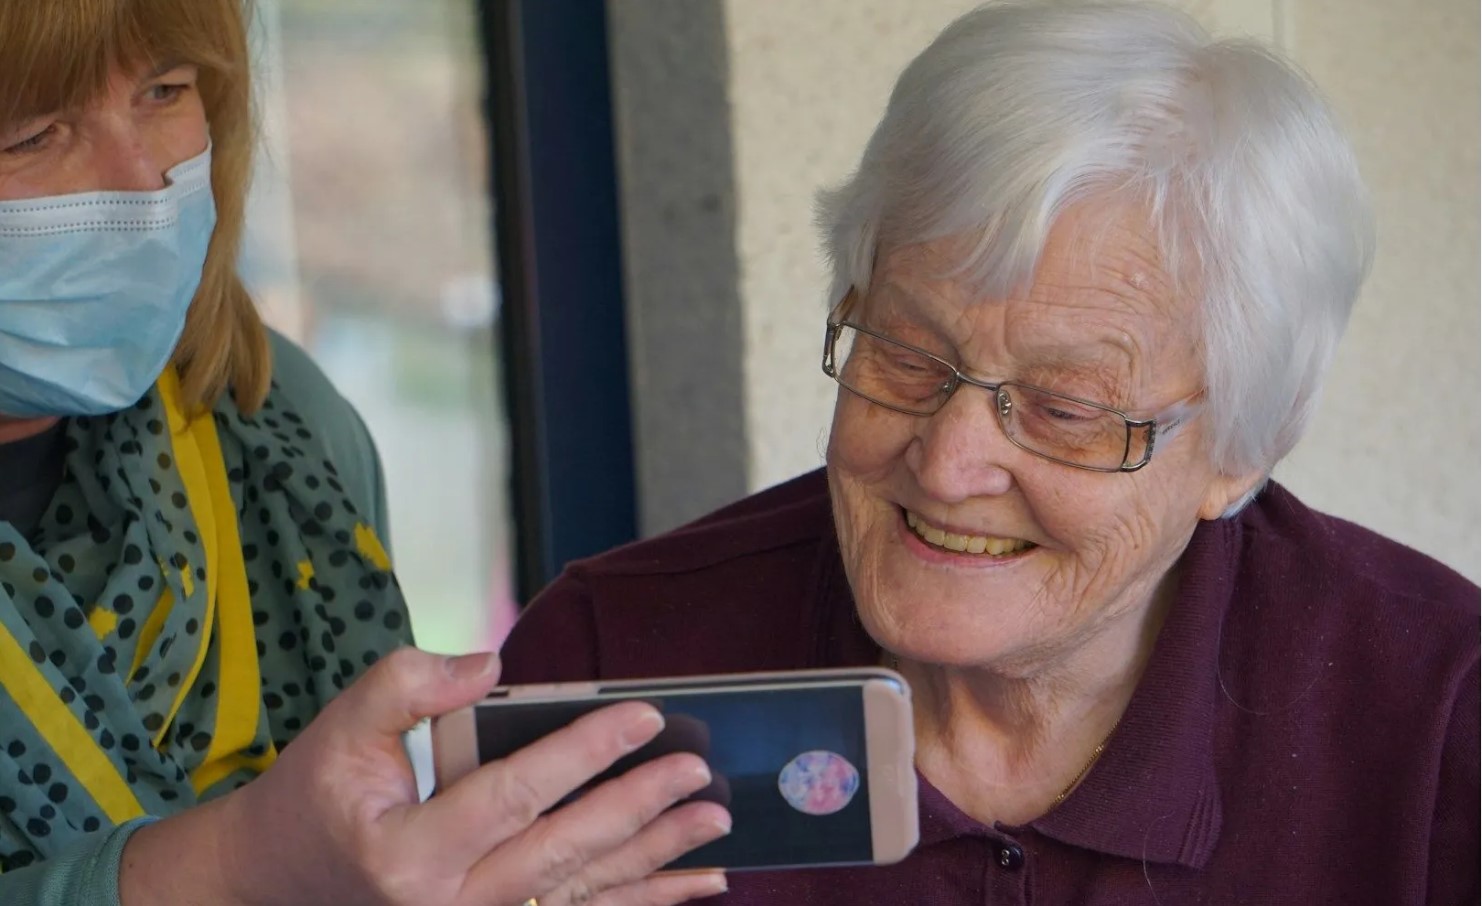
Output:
[{"xmin": 817, "ymin": 1, "xmax": 1374, "ymax": 503}]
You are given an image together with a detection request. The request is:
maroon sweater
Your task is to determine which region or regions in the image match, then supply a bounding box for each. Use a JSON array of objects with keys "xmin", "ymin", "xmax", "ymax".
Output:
[{"xmin": 500, "ymin": 470, "xmax": 1479, "ymax": 905}]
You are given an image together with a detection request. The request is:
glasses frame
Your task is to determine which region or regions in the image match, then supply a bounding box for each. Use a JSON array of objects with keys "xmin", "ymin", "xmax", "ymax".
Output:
[{"xmin": 821, "ymin": 318, "xmax": 1198, "ymax": 473}]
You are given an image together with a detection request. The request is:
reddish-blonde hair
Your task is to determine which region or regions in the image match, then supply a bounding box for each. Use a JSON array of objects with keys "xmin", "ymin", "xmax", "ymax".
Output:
[{"xmin": 0, "ymin": 0, "xmax": 270, "ymax": 413}]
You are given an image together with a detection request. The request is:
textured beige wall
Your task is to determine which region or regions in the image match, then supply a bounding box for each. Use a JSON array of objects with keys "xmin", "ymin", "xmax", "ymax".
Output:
[
  {"xmin": 610, "ymin": 0, "xmax": 1479, "ymax": 581},
  {"xmin": 1270, "ymin": 0, "xmax": 1480, "ymax": 579},
  {"xmin": 722, "ymin": 1, "xmax": 986, "ymax": 490}
]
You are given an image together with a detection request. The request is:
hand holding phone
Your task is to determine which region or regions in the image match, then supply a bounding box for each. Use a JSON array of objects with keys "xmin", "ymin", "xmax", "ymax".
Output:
[
  {"xmin": 124, "ymin": 648, "xmax": 729, "ymax": 906},
  {"xmin": 432, "ymin": 668, "xmax": 919, "ymax": 873}
]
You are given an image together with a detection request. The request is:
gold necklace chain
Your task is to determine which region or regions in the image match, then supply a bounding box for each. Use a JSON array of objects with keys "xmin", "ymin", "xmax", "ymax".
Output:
[
  {"xmin": 1051, "ymin": 723, "xmax": 1117, "ymax": 806},
  {"xmin": 889, "ymin": 653, "xmax": 1118, "ymax": 808}
]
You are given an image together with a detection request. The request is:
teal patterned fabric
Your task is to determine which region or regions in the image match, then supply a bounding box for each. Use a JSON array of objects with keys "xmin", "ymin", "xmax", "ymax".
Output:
[{"xmin": 0, "ymin": 377, "xmax": 412, "ymax": 872}]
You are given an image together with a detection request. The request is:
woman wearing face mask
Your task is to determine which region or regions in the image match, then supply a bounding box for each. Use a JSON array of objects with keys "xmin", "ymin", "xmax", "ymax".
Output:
[{"xmin": 0, "ymin": 2, "xmax": 730, "ymax": 905}]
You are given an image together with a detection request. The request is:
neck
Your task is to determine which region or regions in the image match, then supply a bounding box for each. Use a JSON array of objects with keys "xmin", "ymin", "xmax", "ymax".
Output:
[
  {"xmin": 0, "ymin": 415, "xmax": 61, "ymax": 445},
  {"xmin": 899, "ymin": 566, "xmax": 1179, "ymax": 825}
]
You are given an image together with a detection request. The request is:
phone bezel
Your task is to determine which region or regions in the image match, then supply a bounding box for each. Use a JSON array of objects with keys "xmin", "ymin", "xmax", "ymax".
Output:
[
  {"xmin": 431, "ymin": 667, "xmax": 919, "ymax": 867},
  {"xmin": 862, "ymin": 674, "xmax": 918, "ymax": 864}
]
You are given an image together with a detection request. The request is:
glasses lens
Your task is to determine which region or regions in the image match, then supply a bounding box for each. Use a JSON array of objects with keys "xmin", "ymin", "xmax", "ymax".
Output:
[
  {"xmin": 831, "ymin": 325, "xmax": 954, "ymax": 416},
  {"xmin": 998, "ymin": 383, "xmax": 1129, "ymax": 470}
]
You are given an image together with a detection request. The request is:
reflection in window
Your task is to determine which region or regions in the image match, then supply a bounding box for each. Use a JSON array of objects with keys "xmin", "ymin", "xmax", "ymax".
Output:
[{"xmin": 241, "ymin": 0, "xmax": 516, "ymax": 654}]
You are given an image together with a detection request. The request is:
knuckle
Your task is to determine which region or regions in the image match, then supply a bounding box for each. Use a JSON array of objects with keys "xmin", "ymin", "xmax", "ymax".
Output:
[
  {"xmin": 564, "ymin": 875, "xmax": 599, "ymax": 906},
  {"xmin": 377, "ymin": 647, "xmax": 434, "ymax": 708},
  {"xmin": 377, "ymin": 646, "xmax": 424, "ymax": 686},
  {"xmin": 489, "ymin": 763, "xmax": 548, "ymax": 828},
  {"xmin": 368, "ymin": 867, "xmax": 417, "ymax": 906},
  {"xmin": 597, "ymin": 838, "xmax": 673, "ymax": 893},
  {"xmin": 600, "ymin": 773, "xmax": 662, "ymax": 820},
  {"xmin": 617, "ymin": 797, "xmax": 654, "ymax": 840},
  {"xmin": 637, "ymin": 836, "xmax": 683, "ymax": 877},
  {"xmin": 536, "ymin": 834, "xmax": 590, "ymax": 888},
  {"xmin": 578, "ymin": 701, "xmax": 651, "ymax": 755},
  {"xmin": 566, "ymin": 714, "xmax": 624, "ymax": 764},
  {"xmin": 349, "ymin": 837, "xmax": 413, "ymax": 905}
]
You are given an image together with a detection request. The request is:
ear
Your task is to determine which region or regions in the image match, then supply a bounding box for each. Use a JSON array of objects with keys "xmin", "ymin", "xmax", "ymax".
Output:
[{"xmin": 1197, "ymin": 469, "xmax": 1268, "ymax": 521}]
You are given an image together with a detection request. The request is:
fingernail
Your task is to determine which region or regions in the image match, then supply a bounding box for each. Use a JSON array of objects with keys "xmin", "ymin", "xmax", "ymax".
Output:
[
  {"xmin": 445, "ymin": 652, "xmax": 497, "ymax": 681},
  {"xmin": 620, "ymin": 707, "xmax": 664, "ymax": 751},
  {"xmin": 670, "ymin": 760, "xmax": 712, "ymax": 796},
  {"xmin": 703, "ymin": 872, "xmax": 728, "ymax": 894},
  {"xmin": 689, "ymin": 809, "xmax": 732, "ymax": 847}
]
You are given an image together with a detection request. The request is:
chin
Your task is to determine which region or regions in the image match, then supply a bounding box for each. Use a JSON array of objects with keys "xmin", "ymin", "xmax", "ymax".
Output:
[{"xmin": 850, "ymin": 537, "xmax": 1053, "ymax": 667}]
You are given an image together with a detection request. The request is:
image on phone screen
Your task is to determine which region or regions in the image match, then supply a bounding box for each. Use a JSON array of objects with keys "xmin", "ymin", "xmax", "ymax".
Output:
[{"xmin": 473, "ymin": 683, "xmax": 876, "ymax": 870}]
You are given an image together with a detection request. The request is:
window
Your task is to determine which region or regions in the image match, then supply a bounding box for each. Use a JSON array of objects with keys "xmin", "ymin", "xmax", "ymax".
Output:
[{"xmin": 241, "ymin": 0, "xmax": 516, "ymax": 653}]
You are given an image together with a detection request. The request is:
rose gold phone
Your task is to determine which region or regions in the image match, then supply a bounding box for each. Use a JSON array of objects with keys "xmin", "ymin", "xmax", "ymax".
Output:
[{"xmin": 431, "ymin": 667, "xmax": 918, "ymax": 871}]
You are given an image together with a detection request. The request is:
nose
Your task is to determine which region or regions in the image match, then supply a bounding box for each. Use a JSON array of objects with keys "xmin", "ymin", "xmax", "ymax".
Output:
[
  {"xmin": 90, "ymin": 121, "xmax": 171, "ymax": 192},
  {"xmin": 904, "ymin": 384, "xmax": 1019, "ymax": 503}
]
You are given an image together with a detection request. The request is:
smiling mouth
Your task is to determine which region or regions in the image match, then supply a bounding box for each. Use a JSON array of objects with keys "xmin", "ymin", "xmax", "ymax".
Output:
[{"xmin": 904, "ymin": 509, "xmax": 1037, "ymax": 557}]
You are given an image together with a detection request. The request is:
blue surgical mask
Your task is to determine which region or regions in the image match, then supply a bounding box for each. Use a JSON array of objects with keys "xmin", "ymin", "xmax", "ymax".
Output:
[{"xmin": 0, "ymin": 145, "xmax": 217, "ymax": 417}]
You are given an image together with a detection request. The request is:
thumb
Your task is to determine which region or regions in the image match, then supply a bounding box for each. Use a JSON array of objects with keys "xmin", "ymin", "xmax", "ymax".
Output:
[{"xmin": 332, "ymin": 646, "xmax": 502, "ymax": 739}]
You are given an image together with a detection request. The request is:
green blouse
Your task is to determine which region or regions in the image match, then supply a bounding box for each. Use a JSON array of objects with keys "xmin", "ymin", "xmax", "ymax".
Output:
[{"xmin": 0, "ymin": 332, "xmax": 414, "ymax": 904}]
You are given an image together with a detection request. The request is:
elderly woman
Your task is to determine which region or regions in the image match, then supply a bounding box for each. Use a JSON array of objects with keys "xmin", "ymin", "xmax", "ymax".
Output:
[
  {"xmin": 0, "ymin": 1, "xmax": 730, "ymax": 904},
  {"xmin": 500, "ymin": 2, "xmax": 1479, "ymax": 903}
]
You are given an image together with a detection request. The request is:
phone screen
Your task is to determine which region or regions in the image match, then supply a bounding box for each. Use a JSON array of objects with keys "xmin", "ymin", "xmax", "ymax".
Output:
[{"xmin": 473, "ymin": 683, "xmax": 875, "ymax": 870}]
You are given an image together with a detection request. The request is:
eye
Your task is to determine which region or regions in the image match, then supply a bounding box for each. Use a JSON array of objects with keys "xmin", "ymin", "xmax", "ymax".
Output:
[
  {"xmin": 1041, "ymin": 403, "xmax": 1096, "ymax": 422},
  {"xmin": 147, "ymin": 83, "xmax": 190, "ymax": 104},
  {"xmin": 142, "ymin": 64, "xmax": 200, "ymax": 105},
  {"xmin": 3, "ymin": 123, "xmax": 56, "ymax": 155},
  {"xmin": 890, "ymin": 354, "xmax": 933, "ymax": 374}
]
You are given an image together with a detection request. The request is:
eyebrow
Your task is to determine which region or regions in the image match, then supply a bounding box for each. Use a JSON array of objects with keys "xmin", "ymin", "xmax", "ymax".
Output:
[
  {"xmin": 1028, "ymin": 338, "xmax": 1136, "ymax": 370},
  {"xmin": 865, "ymin": 281, "xmax": 958, "ymax": 335},
  {"xmin": 141, "ymin": 59, "xmax": 191, "ymax": 81},
  {"xmin": 874, "ymin": 282, "xmax": 1137, "ymax": 365},
  {"xmin": 1014, "ymin": 344, "xmax": 1137, "ymax": 399},
  {"xmin": 866, "ymin": 278, "xmax": 1151, "ymax": 403}
]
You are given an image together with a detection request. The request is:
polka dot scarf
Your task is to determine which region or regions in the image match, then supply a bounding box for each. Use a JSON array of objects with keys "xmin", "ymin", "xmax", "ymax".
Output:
[{"xmin": 0, "ymin": 369, "xmax": 412, "ymax": 871}]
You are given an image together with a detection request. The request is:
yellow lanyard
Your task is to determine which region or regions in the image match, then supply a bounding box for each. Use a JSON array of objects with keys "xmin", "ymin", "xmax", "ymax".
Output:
[{"xmin": 0, "ymin": 371, "xmax": 276, "ymax": 824}]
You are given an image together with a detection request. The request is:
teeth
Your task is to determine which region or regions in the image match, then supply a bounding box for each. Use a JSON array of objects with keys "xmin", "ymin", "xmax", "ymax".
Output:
[{"xmin": 905, "ymin": 510, "xmax": 1033, "ymax": 557}]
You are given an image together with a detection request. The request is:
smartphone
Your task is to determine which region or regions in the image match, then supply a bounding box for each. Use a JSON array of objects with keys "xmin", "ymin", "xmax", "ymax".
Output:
[{"xmin": 431, "ymin": 667, "xmax": 918, "ymax": 872}]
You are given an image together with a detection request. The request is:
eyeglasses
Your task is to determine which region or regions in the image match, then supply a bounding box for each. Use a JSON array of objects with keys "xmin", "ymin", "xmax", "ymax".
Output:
[{"xmin": 821, "ymin": 318, "xmax": 1199, "ymax": 473}]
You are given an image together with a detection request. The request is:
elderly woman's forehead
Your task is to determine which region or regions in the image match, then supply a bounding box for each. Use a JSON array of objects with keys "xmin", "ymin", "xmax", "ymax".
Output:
[{"xmin": 876, "ymin": 201, "xmax": 1180, "ymax": 313}]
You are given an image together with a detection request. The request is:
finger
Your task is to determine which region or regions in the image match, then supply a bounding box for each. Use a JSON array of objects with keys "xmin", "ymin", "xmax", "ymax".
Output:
[
  {"xmin": 419, "ymin": 700, "xmax": 666, "ymax": 864},
  {"xmin": 329, "ymin": 646, "xmax": 502, "ymax": 739},
  {"xmin": 544, "ymin": 799, "xmax": 731, "ymax": 906},
  {"xmin": 465, "ymin": 752, "xmax": 715, "ymax": 899},
  {"xmin": 694, "ymin": 769, "xmax": 730, "ymax": 809},
  {"xmin": 589, "ymin": 871, "xmax": 729, "ymax": 906}
]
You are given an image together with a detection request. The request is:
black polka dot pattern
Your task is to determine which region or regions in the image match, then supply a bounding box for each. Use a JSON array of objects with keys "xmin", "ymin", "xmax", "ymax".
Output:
[{"xmin": 0, "ymin": 377, "xmax": 412, "ymax": 865}]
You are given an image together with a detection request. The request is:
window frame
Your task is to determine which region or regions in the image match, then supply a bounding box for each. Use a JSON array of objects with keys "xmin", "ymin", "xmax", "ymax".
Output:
[{"xmin": 479, "ymin": 0, "xmax": 640, "ymax": 603}]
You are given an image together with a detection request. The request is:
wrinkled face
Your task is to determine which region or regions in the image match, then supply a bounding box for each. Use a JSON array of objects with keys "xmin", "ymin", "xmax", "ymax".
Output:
[
  {"xmin": 827, "ymin": 202, "xmax": 1248, "ymax": 674},
  {"xmin": 0, "ymin": 60, "xmax": 207, "ymax": 200}
]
